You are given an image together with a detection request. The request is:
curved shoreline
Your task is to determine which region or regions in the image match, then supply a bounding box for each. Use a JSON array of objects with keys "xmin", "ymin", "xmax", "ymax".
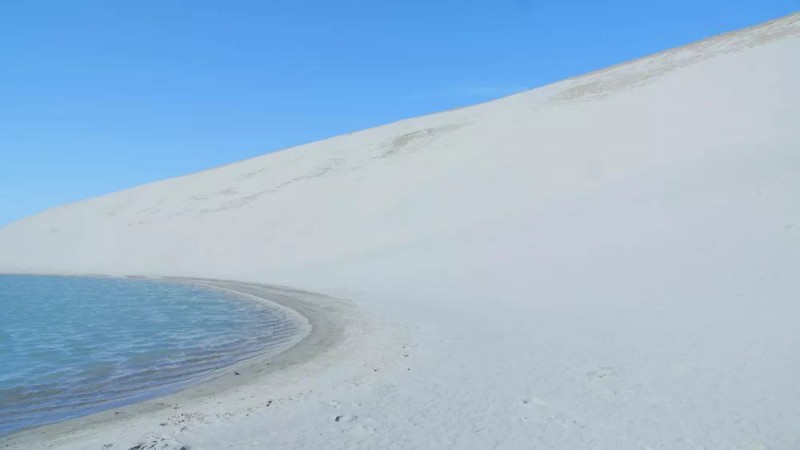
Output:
[{"xmin": 1, "ymin": 276, "xmax": 355, "ymax": 449}]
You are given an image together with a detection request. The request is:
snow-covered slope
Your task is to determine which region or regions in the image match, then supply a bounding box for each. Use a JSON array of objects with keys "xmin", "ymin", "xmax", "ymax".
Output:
[{"xmin": 2, "ymin": 13, "xmax": 800, "ymax": 449}]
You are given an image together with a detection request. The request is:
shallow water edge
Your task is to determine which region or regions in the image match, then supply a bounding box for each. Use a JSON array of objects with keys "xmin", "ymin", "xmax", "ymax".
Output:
[
  {"xmin": 0, "ymin": 275, "xmax": 311, "ymax": 436},
  {"xmin": 1, "ymin": 276, "xmax": 353, "ymax": 448}
]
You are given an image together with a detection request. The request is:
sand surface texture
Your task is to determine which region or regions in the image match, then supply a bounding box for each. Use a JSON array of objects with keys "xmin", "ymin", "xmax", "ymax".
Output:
[{"xmin": 1, "ymin": 14, "xmax": 799, "ymax": 449}]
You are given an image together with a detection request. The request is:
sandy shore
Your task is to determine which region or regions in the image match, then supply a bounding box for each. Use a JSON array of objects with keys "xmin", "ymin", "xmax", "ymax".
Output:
[
  {"xmin": 1, "ymin": 15, "xmax": 799, "ymax": 449},
  {"xmin": 0, "ymin": 278, "xmax": 372, "ymax": 450}
]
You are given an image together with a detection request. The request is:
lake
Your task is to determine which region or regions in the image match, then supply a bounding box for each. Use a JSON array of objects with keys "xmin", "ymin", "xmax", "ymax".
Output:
[{"xmin": 0, "ymin": 275, "xmax": 306, "ymax": 436}]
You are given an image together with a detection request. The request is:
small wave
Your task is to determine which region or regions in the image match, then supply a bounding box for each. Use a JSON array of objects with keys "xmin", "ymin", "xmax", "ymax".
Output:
[{"xmin": 0, "ymin": 275, "xmax": 306, "ymax": 437}]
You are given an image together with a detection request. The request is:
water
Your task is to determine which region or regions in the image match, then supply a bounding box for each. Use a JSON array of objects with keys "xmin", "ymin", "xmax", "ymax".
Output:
[{"xmin": 0, "ymin": 275, "xmax": 307, "ymax": 436}]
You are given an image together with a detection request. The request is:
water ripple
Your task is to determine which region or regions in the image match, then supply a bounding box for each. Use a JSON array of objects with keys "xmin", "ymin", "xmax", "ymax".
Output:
[{"xmin": 0, "ymin": 275, "xmax": 305, "ymax": 436}]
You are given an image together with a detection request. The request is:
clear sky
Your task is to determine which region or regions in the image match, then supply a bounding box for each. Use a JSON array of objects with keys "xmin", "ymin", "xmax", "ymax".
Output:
[{"xmin": 1, "ymin": 0, "xmax": 797, "ymax": 226}]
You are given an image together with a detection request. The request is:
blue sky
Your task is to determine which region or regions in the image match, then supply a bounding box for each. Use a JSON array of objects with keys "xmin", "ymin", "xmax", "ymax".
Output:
[{"xmin": 1, "ymin": 0, "xmax": 797, "ymax": 226}]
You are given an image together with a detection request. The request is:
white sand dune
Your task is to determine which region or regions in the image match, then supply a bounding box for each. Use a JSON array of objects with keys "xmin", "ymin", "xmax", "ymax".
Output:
[{"xmin": 2, "ymin": 13, "xmax": 800, "ymax": 449}]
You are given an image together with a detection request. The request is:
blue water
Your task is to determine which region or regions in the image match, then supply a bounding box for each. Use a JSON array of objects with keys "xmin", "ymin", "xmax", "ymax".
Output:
[{"xmin": 0, "ymin": 275, "xmax": 305, "ymax": 436}]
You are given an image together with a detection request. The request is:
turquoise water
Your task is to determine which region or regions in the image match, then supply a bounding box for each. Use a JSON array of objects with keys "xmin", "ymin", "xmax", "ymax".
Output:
[{"xmin": 0, "ymin": 275, "xmax": 305, "ymax": 436}]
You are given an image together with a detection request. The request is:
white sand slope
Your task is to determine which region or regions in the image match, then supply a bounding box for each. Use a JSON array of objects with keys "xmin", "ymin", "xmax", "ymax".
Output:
[{"xmin": 2, "ymin": 13, "xmax": 800, "ymax": 449}]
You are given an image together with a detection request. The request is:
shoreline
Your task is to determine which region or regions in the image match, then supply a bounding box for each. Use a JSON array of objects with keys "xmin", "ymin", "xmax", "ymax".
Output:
[{"xmin": 0, "ymin": 276, "xmax": 356, "ymax": 449}]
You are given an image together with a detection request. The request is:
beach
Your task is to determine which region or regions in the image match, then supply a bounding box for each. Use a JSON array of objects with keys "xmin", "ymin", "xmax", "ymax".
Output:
[
  {"xmin": 1, "ymin": 13, "xmax": 799, "ymax": 449},
  {"xmin": 1, "ymin": 278, "xmax": 380, "ymax": 449}
]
